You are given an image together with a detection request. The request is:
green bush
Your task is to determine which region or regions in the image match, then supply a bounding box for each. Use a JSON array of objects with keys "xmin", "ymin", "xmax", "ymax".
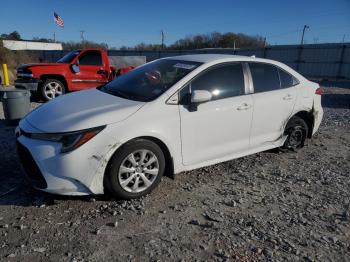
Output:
[{"xmin": 0, "ymin": 41, "xmax": 34, "ymax": 69}]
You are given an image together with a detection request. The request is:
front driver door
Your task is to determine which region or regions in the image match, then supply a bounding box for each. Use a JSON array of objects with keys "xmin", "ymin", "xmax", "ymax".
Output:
[
  {"xmin": 179, "ymin": 63, "xmax": 253, "ymax": 166},
  {"xmin": 71, "ymin": 50, "xmax": 109, "ymax": 91}
]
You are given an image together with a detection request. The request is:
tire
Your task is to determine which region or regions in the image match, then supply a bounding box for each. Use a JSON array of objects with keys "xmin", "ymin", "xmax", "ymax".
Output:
[
  {"xmin": 40, "ymin": 79, "xmax": 66, "ymax": 101},
  {"xmin": 283, "ymin": 116, "xmax": 308, "ymax": 150},
  {"xmin": 105, "ymin": 139, "xmax": 165, "ymax": 199}
]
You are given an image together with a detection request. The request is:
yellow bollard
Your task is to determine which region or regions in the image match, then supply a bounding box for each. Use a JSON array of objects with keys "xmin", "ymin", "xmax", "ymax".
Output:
[{"xmin": 2, "ymin": 64, "xmax": 10, "ymax": 86}]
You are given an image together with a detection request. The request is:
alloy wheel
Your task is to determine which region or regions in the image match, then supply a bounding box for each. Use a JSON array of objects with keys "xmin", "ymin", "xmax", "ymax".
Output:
[
  {"xmin": 44, "ymin": 81, "xmax": 63, "ymax": 100},
  {"xmin": 118, "ymin": 149, "xmax": 160, "ymax": 193}
]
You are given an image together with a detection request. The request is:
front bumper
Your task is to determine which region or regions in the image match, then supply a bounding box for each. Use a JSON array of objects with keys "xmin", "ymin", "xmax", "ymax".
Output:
[
  {"xmin": 16, "ymin": 120, "xmax": 120, "ymax": 196},
  {"xmin": 15, "ymin": 78, "xmax": 40, "ymax": 91}
]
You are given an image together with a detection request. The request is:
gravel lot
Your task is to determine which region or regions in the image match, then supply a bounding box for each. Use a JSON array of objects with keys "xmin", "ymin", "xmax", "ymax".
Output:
[{"xmin": 0, "ymin": 86, "xmax": 349, "ymax": 261}]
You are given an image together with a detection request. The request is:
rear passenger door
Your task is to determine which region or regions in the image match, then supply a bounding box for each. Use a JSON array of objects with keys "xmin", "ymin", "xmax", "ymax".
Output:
[{"xmin": 249, "ymin": 63, "xmax": 298, "ymax": 147}]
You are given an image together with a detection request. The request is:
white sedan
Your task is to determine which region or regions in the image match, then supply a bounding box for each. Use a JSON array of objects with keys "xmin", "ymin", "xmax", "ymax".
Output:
[{"xmin": 16, "ymin": 54, "xmax": 323, "ymax": 199}]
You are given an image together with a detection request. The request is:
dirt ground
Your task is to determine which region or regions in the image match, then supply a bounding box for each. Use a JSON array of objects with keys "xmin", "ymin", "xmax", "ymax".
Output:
[{"xmin": 0, "ymin": 85, "xmax": 349, "ymax": 262}]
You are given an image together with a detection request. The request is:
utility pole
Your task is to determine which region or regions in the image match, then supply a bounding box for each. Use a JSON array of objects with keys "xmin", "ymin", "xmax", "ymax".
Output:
[
  {"xmin": 53, "ymin": 32, "xmax": 56, "ymax": 42},
  {"xmin": 263, "ymin": 37, "xmax": 267, "ymax": 47},
  {"xmin": 160, "ymin": 30, "xmax": 165, "ymax": 50},
  {"xmin": 300, "ymin": 25, "xmax": 309, "ymax": 45},
  {"xmin": 342, "ymin": 34, "xmax": 346, "ymax": 43},
  {"xmin": 80, "ymin": 30, "xmax": 85, "ymax": 42}
]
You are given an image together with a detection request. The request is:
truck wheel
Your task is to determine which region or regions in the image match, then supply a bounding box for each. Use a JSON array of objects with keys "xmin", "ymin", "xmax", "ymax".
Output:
[
  {"xmin": 40, "ymin": 79, "xmax": 65, "ymax": 101},
  {"xmin": 105, "ymin": 139, "xmax": 165, "ymax": 199}
]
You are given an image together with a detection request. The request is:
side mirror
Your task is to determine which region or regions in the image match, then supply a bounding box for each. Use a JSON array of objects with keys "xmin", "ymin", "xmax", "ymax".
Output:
[
  {"xmin": 191, "ymin": 90, "xmax": 212, "ymax": 104},
  {"xmin": 188, "ymin": 90, "xmax": 212, "ymax": 112},
  {"xmin": 71, "ymin": 63, "xmax": 80, "ymax": 73}
]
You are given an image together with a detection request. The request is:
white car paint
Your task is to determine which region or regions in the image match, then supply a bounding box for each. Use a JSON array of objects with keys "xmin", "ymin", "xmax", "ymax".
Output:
[
  {"xmin": 17, "ymin": 54, "xmax": 324, "ymax": 196},
  {"xmin": 25, "ymin": 88, "xmax": 145, "ymax": 132},
  {"xmin": 250, "ymin": 85, "xmax": 297, "ymax": 147},
  {"xmin": 180, "ymin": 94, "xmax": 254, "ymax": 166}
]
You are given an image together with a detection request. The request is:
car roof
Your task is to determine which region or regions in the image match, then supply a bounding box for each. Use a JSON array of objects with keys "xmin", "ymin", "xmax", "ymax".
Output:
[
  {"xmin": 165, "ymin": 54, "xmax": 274, "ymax": 64},
  {"xmin": 162, "ymin": 54, "xmax": 306, "ymax": 80}
]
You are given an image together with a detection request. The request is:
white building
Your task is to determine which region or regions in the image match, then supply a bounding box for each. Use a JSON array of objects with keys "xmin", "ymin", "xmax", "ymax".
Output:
[{"xmin": 2, "ymin": 39, "xmax": 62, "ymax": 50}]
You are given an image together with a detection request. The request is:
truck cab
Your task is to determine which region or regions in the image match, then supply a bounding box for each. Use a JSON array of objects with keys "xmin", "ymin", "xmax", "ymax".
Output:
[{"xmin": 15, "ymin": 49, "xmax": 132, "ymax": 101}]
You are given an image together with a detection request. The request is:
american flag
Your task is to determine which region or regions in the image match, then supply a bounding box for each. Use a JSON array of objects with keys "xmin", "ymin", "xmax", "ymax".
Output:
[{"xmin": 54, "ymin": 12, "xmax": 64, "ymax": 28}]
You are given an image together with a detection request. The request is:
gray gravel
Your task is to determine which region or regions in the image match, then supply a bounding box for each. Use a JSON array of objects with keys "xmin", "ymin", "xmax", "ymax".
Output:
[{"xmin": 0, "ymin": 86, "xmax": 349, "ymax": 261}]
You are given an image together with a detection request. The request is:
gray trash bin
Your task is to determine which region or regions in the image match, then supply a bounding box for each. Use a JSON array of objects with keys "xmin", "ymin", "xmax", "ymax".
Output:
[{"xmin": 1, "ymin": 89, "xmax": 31, "ymax": 125}]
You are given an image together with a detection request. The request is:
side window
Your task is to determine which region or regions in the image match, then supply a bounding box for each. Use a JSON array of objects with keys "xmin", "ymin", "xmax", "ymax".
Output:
[
  {"xmin": 278, "ymin": 68, "xmax": 299, "ymax": 88},
  {"xmin": 190, "ymin": 63, "xmax": 245, "ymax": 101},
  {"xmin": 79, "ymin": 51, "xmax": 102, "ymax": 66},
  {"xmin": 249, "ymin": 63, "xmax": 280, "ymax": 93}
]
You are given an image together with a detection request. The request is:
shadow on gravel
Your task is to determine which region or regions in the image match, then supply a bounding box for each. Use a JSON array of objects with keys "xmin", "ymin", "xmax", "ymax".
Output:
[
  {"xmin": 0, "ymin": 183, "xmax": 46, "ymax": 207},
  {"xmin": 30, "ymin": 93, "xmax": 44, "ymax": 103},
  {"xmin": 322, "ymin": 93, "xmax": 350, "ymax": 109},
  {"xmin": 0, "ymin": 180, "xmax": 113, "ymax": 207}
]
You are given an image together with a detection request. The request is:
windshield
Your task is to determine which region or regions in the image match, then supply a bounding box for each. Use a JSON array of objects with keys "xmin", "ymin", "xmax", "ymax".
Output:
[
  {"xmin": 100, "ymin": 59, "xmax": 202, "ymax": 102},
  {"xmin": 57, "ymin": 50, "xmax": 81, "ymax": 63}
]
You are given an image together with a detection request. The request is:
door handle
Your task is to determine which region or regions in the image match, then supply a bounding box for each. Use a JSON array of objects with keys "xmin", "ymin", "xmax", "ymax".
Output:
[
  {"xmin": 283, "ymin": 94, "xmax": 293, "ymax": 100},
  {"xmin": 237, "ymin": 103, "xmax": 251, "ymax": 111}
]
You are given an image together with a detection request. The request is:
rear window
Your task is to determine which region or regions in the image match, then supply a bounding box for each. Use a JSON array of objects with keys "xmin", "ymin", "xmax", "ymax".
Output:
[
  {"xmin": 249, "ymin": 63, "xmax": 280, "ymax": 93},
  {"xmin": 278, "ymin": 69, "xmax": 299, "ymax": 88}
]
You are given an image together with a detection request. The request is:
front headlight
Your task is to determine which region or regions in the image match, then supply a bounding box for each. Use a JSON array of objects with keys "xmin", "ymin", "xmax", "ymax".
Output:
[{"xmin": 30, "ymin": 125, "xmax": 106, "ymax": 153}]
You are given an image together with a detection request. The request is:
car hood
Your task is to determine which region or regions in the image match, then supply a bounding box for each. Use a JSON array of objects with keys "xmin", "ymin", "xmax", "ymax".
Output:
[
  {"xmin": 23, "ymin": 89, "xmax": 145, "ymax": 133},
  {"xmin": 19, "ymin": 63, "xmax": 65, "ymax": 69}
]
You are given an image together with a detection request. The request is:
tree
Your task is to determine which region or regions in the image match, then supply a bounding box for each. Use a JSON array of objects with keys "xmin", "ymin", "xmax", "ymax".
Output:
[
  {"xmin": 168, "ymin": 32, "xmax": 265, "ymax": 50},
  {"xmin": 1, "ymin": 31, "xmax": 22, "ymax": 40},
  {"xmin": 32, "ymin": 37, "xmax": 54, "ymax": 43},
  {"xmin": 62, "ymin": 40, "xmax": 108, "ymax": 50}
]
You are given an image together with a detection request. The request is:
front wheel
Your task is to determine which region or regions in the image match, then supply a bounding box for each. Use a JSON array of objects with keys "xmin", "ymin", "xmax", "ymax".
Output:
[
  {"xmin": 105, "ymin": 139, "xmax": 165, "ymax": 199},
  {"xmin": 283, "ymin": 116, "xmax": 308, "ymax": 150},
  {"xmin": 40, "ymin": 79, "xmax": 65, "ymax": 101}
]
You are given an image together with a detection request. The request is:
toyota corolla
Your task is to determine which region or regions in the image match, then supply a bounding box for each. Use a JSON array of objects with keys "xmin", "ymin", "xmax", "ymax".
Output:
[{"xmin": 16, "ymin": 54, "xmax": 323, "ymax": 199}]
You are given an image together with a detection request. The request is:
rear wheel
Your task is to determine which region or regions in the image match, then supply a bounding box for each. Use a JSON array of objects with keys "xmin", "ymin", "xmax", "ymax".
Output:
[
  {"xmin": 40, "ymin": 79, "xmax": 65, "ymax": 101},
  {"xmin": 283, "ymin": 116, "xmax": 308, "ymax": 150},
  {"xmin": 105, "ymin": 139, "xmax": 165, "ymax": 199}
]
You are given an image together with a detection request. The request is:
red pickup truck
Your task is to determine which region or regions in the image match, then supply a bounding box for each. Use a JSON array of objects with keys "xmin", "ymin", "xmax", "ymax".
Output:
[{"xmin": 15, "ymin": 49, "xmax": 134, "ymax": 101}]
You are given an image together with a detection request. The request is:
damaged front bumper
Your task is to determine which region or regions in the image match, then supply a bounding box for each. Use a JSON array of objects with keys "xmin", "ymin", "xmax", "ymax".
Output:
[{"xmin": 16, "ymin": 120, "xmax": 120, "ymax": 196}]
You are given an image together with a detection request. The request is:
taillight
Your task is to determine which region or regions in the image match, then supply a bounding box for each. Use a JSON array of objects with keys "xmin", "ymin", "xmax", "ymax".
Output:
[{"xmin": 315, "ymin": 88, "xmax": 322, "ymax": 95}]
